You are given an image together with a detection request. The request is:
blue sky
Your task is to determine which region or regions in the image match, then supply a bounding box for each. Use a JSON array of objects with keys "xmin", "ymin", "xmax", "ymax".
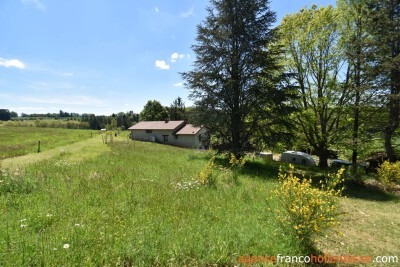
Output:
[{"xmin": 0, "ymin": 0, "xmax": 335, "ymax": 116}]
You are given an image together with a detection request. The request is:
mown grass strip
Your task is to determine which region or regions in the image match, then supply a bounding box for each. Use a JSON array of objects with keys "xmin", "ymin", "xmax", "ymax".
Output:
[{"xmin": 0, "ymin": 135, "xmax": 110, "ymax": 170}]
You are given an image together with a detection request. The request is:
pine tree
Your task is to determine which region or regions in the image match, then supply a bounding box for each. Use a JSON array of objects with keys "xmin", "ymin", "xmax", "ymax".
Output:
[
  {"xmin": 366, "ymin": 0, "xmax": 400, "ymax": 162},
  {"xmin": 182, "ymin": 0, "xmax": 293, "ymax": 157}
]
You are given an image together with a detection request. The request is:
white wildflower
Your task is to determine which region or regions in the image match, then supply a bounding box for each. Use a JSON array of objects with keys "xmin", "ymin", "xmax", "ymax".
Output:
[{"xmin": 63, "ymin": 244, "xmax": 70, "ymax": 249}]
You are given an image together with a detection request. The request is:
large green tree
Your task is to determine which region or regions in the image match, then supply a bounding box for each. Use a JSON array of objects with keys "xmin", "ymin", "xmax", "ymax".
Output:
[
  {"xmin": 280, "ymin": 5, "xmax": 350, "ymax": 168},
  {"xmin": 139, "ymin": 100, "xmax": 169, "ymax": 121},
  {"xmin": 182, "ymin": 0, "xmax": 293, "ymax": 156},
  {"xmin": 0, "ymin": 109, "xmax": 11, "ymax": 121},
  {"xmin": 366, "ymin": 0, "xmax": 400, "ymax": 162},
  {"xmin": 337, "ymin": 0, "xmax": 376, "ymax": 171}
]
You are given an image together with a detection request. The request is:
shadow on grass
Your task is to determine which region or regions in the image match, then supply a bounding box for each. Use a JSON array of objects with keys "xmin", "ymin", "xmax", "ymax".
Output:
[
  {"xmin": 213, "ymin": 157, "xmax": 281, "ymax": 180},
  {"xmin": 342, "ymin": 180, "xmax": 399, "ymax": 202}
]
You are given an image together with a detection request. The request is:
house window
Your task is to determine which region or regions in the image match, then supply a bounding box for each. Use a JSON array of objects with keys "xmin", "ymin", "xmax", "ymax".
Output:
[
  {"xmin": 146, "ymin": 130, "xmax": 152, "ymax": 134},
  {"xmin": 163, "ymin": 135, "xmax": 169, "ymax": 142}
]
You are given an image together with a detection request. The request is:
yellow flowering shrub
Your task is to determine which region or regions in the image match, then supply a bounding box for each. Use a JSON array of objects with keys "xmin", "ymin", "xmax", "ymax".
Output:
[
  {"xmin": 377, "ymin": 161, "xmax": 400, "ymax": 189},
  {"xmin": 196, "ymin": 156, "xmax": 216, "ymax": 187},
  {"xmin": 272, "ymin": 164, "xmax": 345, "ymax": 248},
  {"xmin": 229, "ymin": 153, "xmax": 246, "ymax": 169}
]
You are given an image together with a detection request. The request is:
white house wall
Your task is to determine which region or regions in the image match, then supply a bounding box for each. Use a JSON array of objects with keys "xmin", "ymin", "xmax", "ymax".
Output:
[
  {"xmin": 175, "ymin": 135, "xmax": 196, "ymax": 148},
  {"xmin": 131, "ymin": 130, "xmax": 178, "ymax": 145},
  {"xmin": 175, "ymin": 128, "xmax": 208, "ymax": 149}
]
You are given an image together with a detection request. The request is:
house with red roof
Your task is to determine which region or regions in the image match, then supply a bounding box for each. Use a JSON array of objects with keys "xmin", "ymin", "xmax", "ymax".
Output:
[{"xmin": 128, "ymin": 120, "xmax": 208, "ymax": 149}]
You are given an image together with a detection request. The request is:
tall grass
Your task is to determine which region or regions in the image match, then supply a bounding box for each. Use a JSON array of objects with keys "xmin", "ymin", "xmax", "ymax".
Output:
[
  {"xmin": 0, "ymin": 140, "xmax": 301, "ymax": 266},
  {"xmin": 0, "ymin": 127, "xmax": 95, "ymax": 159}
]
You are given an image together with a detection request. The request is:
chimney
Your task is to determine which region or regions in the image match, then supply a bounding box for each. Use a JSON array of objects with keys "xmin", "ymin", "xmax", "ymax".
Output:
[{"xmin": 165, "ymin": 119, "xmax": 169, "ymax": 123}]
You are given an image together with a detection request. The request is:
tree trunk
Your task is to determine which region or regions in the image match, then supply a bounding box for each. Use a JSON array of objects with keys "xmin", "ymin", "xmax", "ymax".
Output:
[
  {"xmin": 352, "ymin": 100, "xmax": 360, "ymax": 173},
  {"xmin": 385, "ymin": 68, "xmax": 400, "ymax": 162},
  {"xmin": 318, "ymin": 149, "xmax": 329, "ymax": 168},
  {"xmin": 352, "ymin": 58, "xmax": 361, "ymax": 173},
  {"xmin": 385, "ymin": 129, "xmax": 396, "ymax": 162}
]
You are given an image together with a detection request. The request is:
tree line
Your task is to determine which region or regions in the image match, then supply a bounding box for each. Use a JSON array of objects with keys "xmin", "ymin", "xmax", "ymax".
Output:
[
  {"xmin": 1, "ymin": 97, "xmax": 189, "ymax": 130},
  {"xmin": 182, "ymin": 0, "xmax": 399, "ymax": 168}
]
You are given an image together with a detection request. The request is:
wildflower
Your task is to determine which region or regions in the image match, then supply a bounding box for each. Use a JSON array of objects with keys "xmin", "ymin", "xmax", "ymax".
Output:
[
  {"xmin": 19, "ymin": 219, "xmax": 27, "ymax": 222},
  {"xmin": 20, "ymin": 224, "xmax": 27, "ymax": 228},
  {"xmin": 75, "ymin": 224, "xmax": 80, "ymax": 227},
  {"xmin": 47, "ymin": 214, "xmax": 53, "ymax": 218},
  {"xmin": 63, "ymin": 244, "xmax": 70, "ymax": 249}
]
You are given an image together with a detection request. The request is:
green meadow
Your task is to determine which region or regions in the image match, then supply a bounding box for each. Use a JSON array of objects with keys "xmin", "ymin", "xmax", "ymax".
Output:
[
  {"xmin": 0, "ymin": 128, "xmax": 399, "ymax": 266},
  {"xmin": 0, "ymin": 127, "xmax": 94, "ymax": 160}
]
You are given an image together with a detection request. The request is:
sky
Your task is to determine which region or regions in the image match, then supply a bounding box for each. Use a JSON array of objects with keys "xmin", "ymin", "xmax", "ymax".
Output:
[{"xmin": 0, "ymin": 0, "xmax": 335, "ymax": 116}]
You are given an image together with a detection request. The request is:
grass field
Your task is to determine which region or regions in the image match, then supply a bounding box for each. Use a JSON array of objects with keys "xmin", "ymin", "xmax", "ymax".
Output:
[
  {"xmin": 0, "ymin": 127, "xmax": 95, "ymax": 160},
  {"xmin": 0, "ymin": 128, "xmax": 399, "ymax": 266}
]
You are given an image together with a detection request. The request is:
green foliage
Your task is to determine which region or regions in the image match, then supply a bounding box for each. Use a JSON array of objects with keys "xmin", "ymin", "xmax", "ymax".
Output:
[
  {"xmin": 377, "ymin": 161, "xmax": 400, "ymax": 189},
  {"xmin": 271, "ymin": 165, "xmax": 345, "ymax": 251},
  {"xmin": 168, "ymin": 96, "xmax": 186, "ymax": 121},
  {"xmin": 182, "ymin": 0, "xmax": 295, "ymax": 156},
  {"xmin": 4, "ymin": 119, "xmax": 89, "ymax": 129},
  {"xmin": 280, "ymin": 5, "xmax": 349, "ymax": 168},
  {"xmin": 366, "ymin": 0, "xmax": 400, "ymax": 162},
  {"xmin": 139, "ymin": 100, "xmax": 169, "ymax": 121},
  {"xmin": 106, "ymin": 117, "xmax": 117, "ymax": 130},
  {"xmin": 0, "ymin": 109, "xmax": 12, "ymax": 121}
]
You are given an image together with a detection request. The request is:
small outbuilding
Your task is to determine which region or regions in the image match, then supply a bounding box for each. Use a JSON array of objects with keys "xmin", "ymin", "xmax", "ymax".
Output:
[{"xmin": 281, "ymin": 151, "xmax": 316, "ymax": 166}]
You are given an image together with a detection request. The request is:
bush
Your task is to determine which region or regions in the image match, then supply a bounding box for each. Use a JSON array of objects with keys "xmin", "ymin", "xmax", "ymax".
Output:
[
  {"xmin": 271, "ymin": 164, "xmax": 345, "ymax": 250},
  {"xmin": 377, "ymin": 161, "xmax": 400, "ymax": 189},
  {"xmin": 195, "ymin": 156, "xmax": 216, "ymax": 187}
]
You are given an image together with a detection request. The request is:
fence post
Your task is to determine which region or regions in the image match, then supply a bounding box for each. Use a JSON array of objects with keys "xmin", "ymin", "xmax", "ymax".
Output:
[{"xmin": 38, "ymin": 140, "xmax": 41, "ymax": 153}]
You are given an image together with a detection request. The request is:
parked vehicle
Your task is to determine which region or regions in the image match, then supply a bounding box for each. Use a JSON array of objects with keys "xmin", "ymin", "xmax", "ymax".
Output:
[{"xmin": 281, "ymin": 151, "xmax": 316, "ymax": 166}]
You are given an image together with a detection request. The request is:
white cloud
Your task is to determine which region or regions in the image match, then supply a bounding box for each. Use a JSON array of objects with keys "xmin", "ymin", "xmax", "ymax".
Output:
[
  {"xmin": 155, "ymin": 60, "xmax": 170, "ymax": 70},
  {"xmin": 20, "ymin": 95, "xmax": 105, "ymax": 106},
  {"xmin": 28, "ymin": 81, "xmax": 74, "ymax": 91},
  {"xmin": 0, "ymin": 58, "xmax": 26, "ymax": 69},
  {"xmin": 10, "ymin": 106, "xmax": 45, "ymax": 112},
  {"xmin": 63, "ymin": 72, "xmax": 74, "ymax": 77},
  {"xmin": 181, "ymin": 7, "xmax": 194, "ymax": 18},
  {"xmin": 20, "ymin": 0, "xmax": 46, "ymax": 11},
  {"xmin": 170, "ymin": 52, "xmax": 185, "ymax": 63},
  {"xmin": 173, "ymin": 82, "xmax": 184, "ymax": 87},
  {"xmin": 155, "ymin": 6, "xmax": 159, "ymax": 12}
]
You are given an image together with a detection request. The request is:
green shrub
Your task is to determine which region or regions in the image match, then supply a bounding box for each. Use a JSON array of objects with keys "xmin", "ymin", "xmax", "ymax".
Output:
[
  {"xmin": 271, "ymin": 164, "xmax": 345, "ymax": 250},
  {"xmin": 377, "ymin": 161, "xmax": 400, "ymax": 189}
]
